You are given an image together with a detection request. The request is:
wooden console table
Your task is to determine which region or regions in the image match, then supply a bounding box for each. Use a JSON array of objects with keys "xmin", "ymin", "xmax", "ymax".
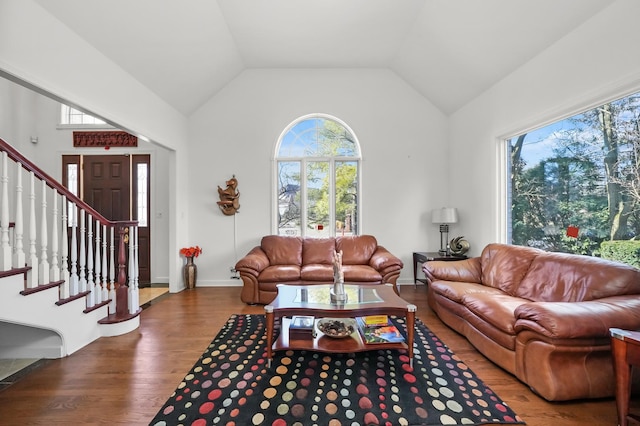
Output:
[
  {"xmin": 412, "ymin": 251, "xmax": 467, "ymax": 287},
  {"xmin": 610, "ymin": 328, "xmax": 640, "ymax": 426}
]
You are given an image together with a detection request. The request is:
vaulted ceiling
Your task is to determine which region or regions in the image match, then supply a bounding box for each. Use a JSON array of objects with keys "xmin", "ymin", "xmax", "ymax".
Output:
[{"xmin": 33, "ymin": 0, "xmax": 614, "ymax": 116}]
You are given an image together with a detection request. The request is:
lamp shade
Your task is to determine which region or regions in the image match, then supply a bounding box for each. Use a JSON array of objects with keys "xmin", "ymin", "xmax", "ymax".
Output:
[{"xmin": 432, "ymin": 207, "xmax": 458, "ymax": 224}]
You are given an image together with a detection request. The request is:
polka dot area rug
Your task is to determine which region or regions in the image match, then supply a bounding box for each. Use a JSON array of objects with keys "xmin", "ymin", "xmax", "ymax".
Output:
[{"xmin": 150, "ymin": 314, "xmax": 525, "ymax": 426}]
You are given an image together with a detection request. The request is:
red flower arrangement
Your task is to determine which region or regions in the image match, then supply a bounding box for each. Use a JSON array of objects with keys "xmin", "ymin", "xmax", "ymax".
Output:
[{"xmin": 180, "ymin": 246, "xmax": 203, "ymax": 258}]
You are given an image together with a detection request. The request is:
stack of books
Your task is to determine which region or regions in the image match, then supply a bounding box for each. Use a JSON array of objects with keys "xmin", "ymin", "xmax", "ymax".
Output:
[
  {"xmin": 288, "ymin": 315, "xmax": 315, "ymax": 339},
  {"xmin": 355, "ymin": 315, "xmax": 405, "ymax": 344}
]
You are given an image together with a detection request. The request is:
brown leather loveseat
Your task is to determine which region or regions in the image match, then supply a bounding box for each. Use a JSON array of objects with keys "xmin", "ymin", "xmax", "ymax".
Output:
[
  {"xmin": 423, "ymin": 243, "xmax": 640, "ymax": 401},
  {"xmin": 236, "ymin": 235, "xmax": 403, "ymax": 305}
]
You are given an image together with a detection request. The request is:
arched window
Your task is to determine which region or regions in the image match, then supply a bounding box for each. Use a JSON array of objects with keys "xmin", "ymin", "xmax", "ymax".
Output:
[
  {"xmin": 59, "ymin": 104, "xmax": 110, "ymax": 127},
  {"xmin": 275, "ymin": 114, "xmax": 361, "ymax": 237}
]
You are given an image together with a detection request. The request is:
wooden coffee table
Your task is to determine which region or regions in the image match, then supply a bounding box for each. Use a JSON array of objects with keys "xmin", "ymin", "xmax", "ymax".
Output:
[{"xmin": 264, "ymin": 283, "xmax": 416, "ymax": 367}]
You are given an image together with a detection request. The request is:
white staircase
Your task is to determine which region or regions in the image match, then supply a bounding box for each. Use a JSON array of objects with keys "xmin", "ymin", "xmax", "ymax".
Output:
[{"xmin": 0, "ymin": 138, "xmax": 141, "ymax": 359}]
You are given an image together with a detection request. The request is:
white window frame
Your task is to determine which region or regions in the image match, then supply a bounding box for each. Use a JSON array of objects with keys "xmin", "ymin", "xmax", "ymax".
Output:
[
  {"xmin": 500, "ymin": 84, "xmax": 640, "ymax": 251},
  {"xmin": 272, "ymin": 113, "xmax": 362, "ymax": 237},
  {"xmin": 58, "ymin": 104, "xmax": 113, "ymax": 129}
]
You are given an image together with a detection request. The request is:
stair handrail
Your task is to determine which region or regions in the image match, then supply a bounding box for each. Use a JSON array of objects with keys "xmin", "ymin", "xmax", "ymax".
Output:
[
  {"xmin": 0, "ymin": 137, "xmax": 133, "ymax": 228},
  {"xmin": 0, "ymin": 137, "xmax": 140, "ymax": 320}
]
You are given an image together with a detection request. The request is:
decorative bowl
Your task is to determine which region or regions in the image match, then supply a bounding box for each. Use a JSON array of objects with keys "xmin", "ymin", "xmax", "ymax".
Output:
[{"xmin": 316, "ymin": 318, "xmax": 356, "ymax": 338}]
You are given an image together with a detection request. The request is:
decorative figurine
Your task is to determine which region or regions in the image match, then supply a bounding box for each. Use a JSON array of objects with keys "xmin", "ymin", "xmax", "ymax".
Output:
[
  {"xmin": 449, "ymin": 236, "xmax": 470, "ymax": 256},
  {"xmin": 330, "ymin": 249, "xmax": 347, "ymax": 303},
  {"xmin": 217, "ymin": 175, "xmax": 240, "ymax": 215}
]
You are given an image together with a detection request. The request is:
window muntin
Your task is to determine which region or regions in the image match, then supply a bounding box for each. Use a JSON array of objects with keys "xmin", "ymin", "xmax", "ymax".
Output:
[
  {"xmin": 507, "ymin": 91, "xmax": 640, "ymax": 263},
  {"xmin": 60, "ymin": 104, "xmax": 111, "ymax": 127},
  {"xmin": 136, "ymin": 163, "xmax": 148, "ymax": 227},
  {"xmin": 275, "ymin": 115, "xmax": 361, "ymax": 237}
]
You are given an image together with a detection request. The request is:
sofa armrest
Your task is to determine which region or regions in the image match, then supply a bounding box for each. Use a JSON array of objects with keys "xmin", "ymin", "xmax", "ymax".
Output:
[
  {"xmin": 234, "ymin": 246, "xmax": 270, "ymax": 277},
  {"xmin": 422, "ymin": 257, "xmax": 482, "ymax": 284},
  {"xmin": 369, "ymin": 245, "xmax": 403, "ymax": 272},
  {"xmin": 514, "ymin": 296, "xmax": 640, "ymax": 338}
]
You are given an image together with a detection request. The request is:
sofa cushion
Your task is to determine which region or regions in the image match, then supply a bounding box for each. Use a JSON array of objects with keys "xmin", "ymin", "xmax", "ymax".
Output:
[
  {"xmin": 480, "ymin": 243, "xmax": 539, "ymax": 296},
  {"xmin": 430, "ymin": 280, "xmax": 504, "ymax": 304},
  {"xmin": 461, "ymin": 292, "xmax": 529, "ymax": 350},
  {"xmin": 258, "ymin": 265, "xmax": 301, "ymax": 282},
  {"xmin": 516, "ymin": 252, "xmax": 640, "ymax": 302},
  {"xmin": 302, "ymin": 238, "xmax": 335, "ymax": 265},
  {"xmin": 336, "ymin": 235, "xmax": 377, "ymax": 265},
  {"xmin": 342, "ymin": 265, "xmax": 382, "ymax": 282},
  {"xmin": 261, "ymin": 235, "xmax": 303, "ymax": 266},
  {"xmin": 301, "ymin": 264, "xmax": 334, "ymax": 281}
]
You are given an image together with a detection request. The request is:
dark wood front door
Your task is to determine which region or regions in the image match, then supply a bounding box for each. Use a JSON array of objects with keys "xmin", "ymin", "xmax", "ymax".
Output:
[{"xmin": 63, "ymin": 154, "xmax": 151, "ymax": 284}]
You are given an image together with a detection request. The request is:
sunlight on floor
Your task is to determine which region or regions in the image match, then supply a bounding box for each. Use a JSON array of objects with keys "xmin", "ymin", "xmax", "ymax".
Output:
[{"xmin": 139, "ymin": 286, "xmax": 169, "ymax": 305}]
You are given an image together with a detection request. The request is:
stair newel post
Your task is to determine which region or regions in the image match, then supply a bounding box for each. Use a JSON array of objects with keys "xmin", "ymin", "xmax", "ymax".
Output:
[
  {"xmin": 116, "ymin": 223, "xmax": 129, "ymax": 316},
  {"xmin": 102, "ymin": 224, "xmax": 108, "ymax": 302},
  {"xmin": 28, "ymin": 171, "xmax": 38, "ymax": 288},
  {"xmin": 60, "ymin": 195, "xmax": 70, "ymax": 299},
  {"xmin": 86, "ymin": 213, "xmax": 94, "ymax": 307},
  {"xmin": 108, "ymin": 225, "xmax": 116, "ymax": 313},
  {"xmin": 94, "ymin": 218, "xmax": 102, "ymax": 304},
  {"xmin": 128, "ymin": 224, "xmax": 139, "ymax": 314},
  {"xmin": 78, "ymin": 209, "xmax": 86, "ymax": 292},
  {"xmin": 50, "ymin": 188, "xmax": 59, "ymax": 283},
  {"xmin": 12, "ymin": 162, "xmax": 25, "ymax": 269},
  {"xmin": 0, "ymin": 152, "xmax": 12, "ymax": 271},
  {"xmin": 69, "ymin": 202, "xmax": 79, "ymax": 295},
  {"xmin": 38, "ymin": 180, "xmax": 49, "ymax": 285},
  {"xmin": 134, "ymin": 225, "xmax": 139, "ymax": 308}
]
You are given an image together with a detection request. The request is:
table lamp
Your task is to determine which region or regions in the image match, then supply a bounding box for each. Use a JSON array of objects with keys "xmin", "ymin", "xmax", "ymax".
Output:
[{"xmin": 432, "ymin": 207, "xmax": 458, "ymax": 255}]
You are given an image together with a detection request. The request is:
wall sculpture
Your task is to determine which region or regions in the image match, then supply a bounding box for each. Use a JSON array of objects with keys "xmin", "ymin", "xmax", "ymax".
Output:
[{"xmin": 217, "ymin": 175, "xmax": 240, "ymax": 215}]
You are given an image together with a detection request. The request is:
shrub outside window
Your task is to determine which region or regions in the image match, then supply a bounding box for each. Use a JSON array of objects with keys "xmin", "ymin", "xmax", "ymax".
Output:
[{"xmin": 507, "ymin": 91, "xmax": 640, "ymax": 267}]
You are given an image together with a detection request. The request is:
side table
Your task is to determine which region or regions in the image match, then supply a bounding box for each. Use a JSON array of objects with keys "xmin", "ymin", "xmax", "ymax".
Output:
[
  {"xmin": 412, "ymin": 252, "xmax": 468, "ymax": 287},
  {"xmin": 610, "ymin": 328, "xmax": 640, "ymax": 426}
]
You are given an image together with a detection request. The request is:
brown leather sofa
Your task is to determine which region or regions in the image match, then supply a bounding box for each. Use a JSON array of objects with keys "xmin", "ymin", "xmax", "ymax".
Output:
[
  {"xmin": 236, "ymin": 235, "xmax": 403, "ymax": 305},
  {"xmin": 423, "ymin": 243, "xmax": 640, "ymax": 401}
]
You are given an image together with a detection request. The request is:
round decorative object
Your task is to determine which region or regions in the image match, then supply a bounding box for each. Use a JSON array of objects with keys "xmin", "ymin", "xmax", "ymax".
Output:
[
  {"xmin": 449, "ymin": 236, "xmax": 470, "ymax": 255},
  {"xmin": 316, "ymin": 318, "xmax": 356, "ymax": 338}
]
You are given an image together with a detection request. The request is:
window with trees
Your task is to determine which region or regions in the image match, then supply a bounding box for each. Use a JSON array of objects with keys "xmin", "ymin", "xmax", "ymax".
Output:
[
  {"xmin": 275, "ymin": 115, "xmax": 361, "ymax": 238},
  {"xmin": 508, "ymin": 91, "xmax": 640, "ymax": 267}
]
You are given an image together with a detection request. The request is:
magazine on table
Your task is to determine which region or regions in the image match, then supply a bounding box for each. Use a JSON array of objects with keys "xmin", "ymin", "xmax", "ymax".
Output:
[{"xmin": 355, "ymin": 316, "xmax": 405, "ymax": 344}]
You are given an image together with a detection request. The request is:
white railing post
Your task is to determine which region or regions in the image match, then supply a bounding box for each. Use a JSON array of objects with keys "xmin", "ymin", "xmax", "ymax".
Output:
[
  {"xmin": 78, "ymin": 209, "xmax": 87, "ymax": 292},
  {"xmin": 12, "ymin": 162, "xmax": 25, "ymax": 269},
  {"xmin": 134, "ymin": 226, "xmax": 140, "ymax": 309},
  {"xmin": 86, "ymin": 214, "xmax": 94, "ymax": 307},
  {"xmin": 27, "ymin": 172, "xmax": 38, "ymax": 288},
  {"xmin": 109, "ymin": 226, "xmax": 116, "ymax": 313},
  {"xmin": 94, "ymin": 218, "xmax": 102, "ymax": 304},
  {"xmin": 102, "ymin": 224, "xmax": 108, "ymax": 302},
  {"xmin": 38, "ymin": 180, "xmax": 49, "ymax": 285},
  {"xmin": 60, "ymin": 195, "xmax": 70, "ymax": 299},
  {"xmin": 69, "ymin": 202, "xmax": 79, "ymax": 295},
  {"xmin": 128, "ymin": 225, "xmax": 139, "ymax": 313},
  {"xmin": 0, "ymin": 152, "xmax": 12, "ymax": 271},
  {"xmin": 50, "ymin": 189, "xmax": 59, "ymax": 282}
]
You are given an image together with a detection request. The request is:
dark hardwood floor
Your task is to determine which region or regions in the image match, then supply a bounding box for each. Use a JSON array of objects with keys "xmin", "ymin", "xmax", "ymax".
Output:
[{"xmin": 0, "ymin": 286, "xmax": 628, "ymax": 425}]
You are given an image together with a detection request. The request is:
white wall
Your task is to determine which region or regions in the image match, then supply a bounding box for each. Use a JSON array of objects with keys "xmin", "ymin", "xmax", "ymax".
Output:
[
  {"xmin": 189, "ymin": 69, "xmax": 448, "ymax": 285},
  {"xmin": 448, "ymin": 0, "xmax": 640, "ymax": 255},
  {"xmin": 0, "ymin": 82, "xmax": 173, "ymax": 283},
  {"xmin": 0, "ymin": 78, "xmax": 38, "ymax": 155},
  {"xmin": 4, "ymin": 0, "xmax": 640, "ymax": 290},
  {"xmin": 0, "ymin": 0, "xmax": 189, "ymax": 291}
]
